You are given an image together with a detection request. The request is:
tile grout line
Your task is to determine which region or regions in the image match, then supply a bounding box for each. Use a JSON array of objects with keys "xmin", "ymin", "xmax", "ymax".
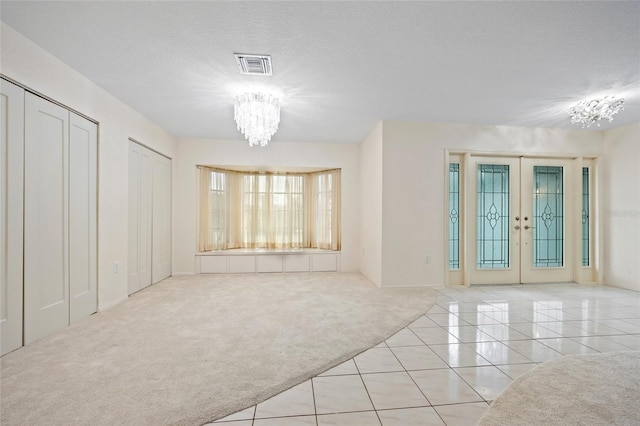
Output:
[
  {"xmin": 433, "ymin": 305, "xmax": 528, "ymax": 404},
  {"xmin": 427, "ymin": 322, "xmax": 498, "ymax": 407},
  {"xmin": 310, "ymin": 376, "xmax": 318, "ymax": 426},
  {"xmin": 385, "ymin": 331, "xmax": 452, "ymax": 425},
  {"xmin": 352, "ymin": 348, "xmax": 384, "ymax": 426},
  {"xmin": 225, "ymin": 285, "xmax": 639, "ymax": 425}
]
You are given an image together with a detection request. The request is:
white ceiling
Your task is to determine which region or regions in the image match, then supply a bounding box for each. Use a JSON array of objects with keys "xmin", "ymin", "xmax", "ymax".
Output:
[{"xmin": 2, "ymin": 1, "xmax": 639, "ymax": 143}]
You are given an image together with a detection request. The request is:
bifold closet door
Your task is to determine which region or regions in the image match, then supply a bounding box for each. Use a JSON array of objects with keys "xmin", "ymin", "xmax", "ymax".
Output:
[
  {"xmin": 128, "ymin": 141, "xmax": 153, "ymax": 294},
  {"xmin": 152, "ymin": 154, "xmax": 171, "ymax": 283},
  {"xmin": 24, "ymin": 93, "xmax": 98, "ymax": 344},
  {"xmin": 24, "ymin": 93, "xmax": 70, "ymax": 344},
  {"xmin": 69, "ymin": 113, "xmax": 98, "ymax": 324},
  {"xmin": 128, "ymin": 141, "xmax": 171, "ymax": 294},
  {"xmin": 1, "ymin": 80, "xmax": 24, "ymax": 355}
]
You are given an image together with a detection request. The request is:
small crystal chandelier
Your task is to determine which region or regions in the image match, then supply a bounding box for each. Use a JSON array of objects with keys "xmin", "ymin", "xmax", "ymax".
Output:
[
  {"xmin": 233, "ymin": 92, "xmax": 280, "ymax": 147},
  {"xmin": 569, "ymin": 95, "xmax": 624, "ymax": 128}
]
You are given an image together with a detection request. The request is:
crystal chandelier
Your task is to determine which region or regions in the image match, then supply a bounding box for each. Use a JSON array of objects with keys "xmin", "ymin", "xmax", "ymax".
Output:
[
  {"xmin": 569, "ymin": 95, "xmax": 624, "ymax": 128},
  {"xmin": 233, "ymin": 92, "xmax": 280, "ymax": 147}
]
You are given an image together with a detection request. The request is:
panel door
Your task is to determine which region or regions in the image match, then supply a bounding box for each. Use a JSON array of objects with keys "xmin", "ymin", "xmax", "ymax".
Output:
[
  {"xmin": 1, "ymin": 80, "xmax": 24, "ymax": 355},
  {"xmin": 24, "ymin": 93, "xmax": 69, "ymax": 344},
  {"xmin": 69, "ymin": 113, "xmax": 98, "ymax": 323},
  {"xmin": 128, "ymin": 141, "xmax": 153, "ymax": 294},
  {"xmin": 468, "ymin": 156, "xmax": 575, "ymax": 285},
  {"xmin": 520, "ymin": 158, "xmax": 574, "ymax": 283},
  {"xmin": 151, "ymin": 153, "xmax": 171, "ymax": 283},
  {"xmin": 469, "ymin": 157, "xmax": 521, "ymax": 284}
]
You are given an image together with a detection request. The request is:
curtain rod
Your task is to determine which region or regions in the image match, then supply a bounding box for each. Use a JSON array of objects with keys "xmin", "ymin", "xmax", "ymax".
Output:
[{"xmin": 197, "ymin": 166, "xmax": 341, "ymax": 175}]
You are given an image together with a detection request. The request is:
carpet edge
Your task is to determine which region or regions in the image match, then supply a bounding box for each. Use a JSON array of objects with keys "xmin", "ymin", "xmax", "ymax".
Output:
[{"xmin": 201, "ymin": 297, "xmax": 436, "ymax": 424}]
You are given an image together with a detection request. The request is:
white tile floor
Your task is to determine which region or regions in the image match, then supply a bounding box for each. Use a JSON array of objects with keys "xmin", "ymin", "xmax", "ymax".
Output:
[{"xmin": 210, "ymin": 283, "xmax": 640, "ymax": 426}]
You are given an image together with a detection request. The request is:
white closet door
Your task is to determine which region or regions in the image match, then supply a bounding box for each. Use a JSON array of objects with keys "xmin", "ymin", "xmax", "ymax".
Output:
[
  {"xmin": 69, "ymin": 113, "xmax": 97, "ymax": 324},
  {"xmin": 24, "ymin": 93, "xmax": 69, "ymax": 344},
  {"xmin": 1, "ymin": 80, "xmax": 24, "ymax": 355},
  {"xmin": 152, "ymin": 154, "xmax": 172, "ymax": 283},
  {"xmin": 128, "ymin": 141, "xmax": 152, "ymax": 294},
  {"xmin": 127, "ymin": 142, "xmax": 141, "ymax": 294}
]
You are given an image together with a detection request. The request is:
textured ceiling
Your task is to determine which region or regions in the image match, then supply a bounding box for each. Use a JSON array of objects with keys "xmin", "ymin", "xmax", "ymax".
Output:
[{"xmin": 1, "ymin": 1, "xmax": 639, "ymax": 143}]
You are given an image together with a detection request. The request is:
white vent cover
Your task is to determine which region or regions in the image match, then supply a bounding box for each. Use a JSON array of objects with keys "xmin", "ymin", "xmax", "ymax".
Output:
[{"xmin": 234, "ymin": 53, "xmax": 272, "ymax": 75}]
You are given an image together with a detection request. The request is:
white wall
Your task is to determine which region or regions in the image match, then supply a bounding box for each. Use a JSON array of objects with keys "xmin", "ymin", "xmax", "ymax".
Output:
[
  {"xmin": 1, "ymin": 23, "xmax": 178, "ymax": 309},
  {"xmin": 359, "ymin": 123, "xmax": 383, "ymax": 286},
  {"xmin": 602, "ymin": 122, "xmax": 640, "ymax": 291},
  {"xmin": 5, "ymin": 19, "xmax": 632, "ymax": 299},
  {"xmin": 173, "ymin": 138, "xmax": 360, "ymax": 274},
  {"xmin": 376, "ymin": 120, "xmax": 604, "ymax": 287}
]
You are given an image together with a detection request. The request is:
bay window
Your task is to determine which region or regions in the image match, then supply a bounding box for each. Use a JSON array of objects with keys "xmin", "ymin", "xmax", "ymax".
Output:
[{"xmin": 199, "ymin": 167, "xmax": 341, "ymax": 251}]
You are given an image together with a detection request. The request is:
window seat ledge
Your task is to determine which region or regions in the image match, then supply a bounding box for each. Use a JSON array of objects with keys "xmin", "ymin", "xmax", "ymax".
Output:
[{"xmin": 195, "ymin": 249, "xmax": 341, "ymax": 273}]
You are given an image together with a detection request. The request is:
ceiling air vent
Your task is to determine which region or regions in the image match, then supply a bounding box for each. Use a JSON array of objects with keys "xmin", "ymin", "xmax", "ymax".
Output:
[{"xmin": 234, "ymin": 53, "xmax": 272, "ymax": 75}]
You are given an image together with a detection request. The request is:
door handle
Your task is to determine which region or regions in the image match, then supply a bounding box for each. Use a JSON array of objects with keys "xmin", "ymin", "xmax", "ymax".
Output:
[
  {"xmin": 524, "ymin": 225, "xmax": 534, "ymax": 230},
  {"xmin": 514, "ymin": 225, "xmax": 520, "ymax": 230}
]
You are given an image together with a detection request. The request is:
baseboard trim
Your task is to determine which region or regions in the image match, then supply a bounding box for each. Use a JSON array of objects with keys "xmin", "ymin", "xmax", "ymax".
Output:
[
  {"xmin": 605, "ymin": 282, "xmax": 640, "ymax": 292},
  {"xmin": 98, "ymin": 295, "xmax": 129, "ymax": 312}
]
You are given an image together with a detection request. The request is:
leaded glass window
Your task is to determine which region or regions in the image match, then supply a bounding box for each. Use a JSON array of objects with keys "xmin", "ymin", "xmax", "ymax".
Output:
[
  {"xmin": 533, "ymin": 166, "xmax": 564, "ymax": 267},
  {"xmin": 477, "ymin": 164, "xmax": 510, "ymax": 269},
  {"xmin": 582, "ymin": 167, "xmax": 590, "ymax": 267},
  {"xmin": 449, "ymin": 163, "xmax": 460, "ymax": 270}
]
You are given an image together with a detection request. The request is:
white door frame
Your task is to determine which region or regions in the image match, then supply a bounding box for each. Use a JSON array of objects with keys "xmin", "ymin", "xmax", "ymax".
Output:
[
  {"xmin": 445, "ymin": 151, "xmax": 599, "ymax": 286},
  {"xmin": 520, "ymin": 157, "xmax": 574, "ymax": 284},
  {"xmin": 469, "ymin": 156, "xmax": 521, "ymax": 284}
]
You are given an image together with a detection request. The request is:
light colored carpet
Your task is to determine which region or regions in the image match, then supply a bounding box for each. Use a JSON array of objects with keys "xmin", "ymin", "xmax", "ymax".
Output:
[
  {"xmin": 1, "ymin": 272, "xmax": 436, "ymax": 426},
  {"xmin": 478, "ymin": 351, "xmax": 640, "ymax": 426}
]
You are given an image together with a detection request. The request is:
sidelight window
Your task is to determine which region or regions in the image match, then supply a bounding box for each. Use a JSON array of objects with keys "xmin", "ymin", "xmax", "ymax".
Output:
[{"xmin": 449, "ymin": 163, "xmax": 460, "ymax": 270}]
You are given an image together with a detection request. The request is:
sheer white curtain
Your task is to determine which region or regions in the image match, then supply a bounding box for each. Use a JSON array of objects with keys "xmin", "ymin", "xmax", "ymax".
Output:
[
  {"xmin": 242, "ymin": 174, "xmax": 305, "ymax": 248},
  {"xmin": 199, "ymin": 167, "xmax": 341, "ymax": 251},
  {"xmin": 309, "ymin": 170, "xmax": 341, "ymax": 250},
  {"xmin": 198, "ymin": 167, "xmax": 230, "ymax": 251},
  {"xmin": 198, "ymin": 167, "xmax": 212, "ymax": 251},
  {"xmin": 227, "ymin": 172, "xmax": 244, "ymax": 248}
]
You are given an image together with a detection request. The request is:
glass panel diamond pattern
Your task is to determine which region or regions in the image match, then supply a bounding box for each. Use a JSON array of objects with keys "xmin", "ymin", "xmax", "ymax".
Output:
[
  {"xmin": 582, "ymin": 167, "xmax": 590, "ymax": 267},
  {"xmin": 477, "ymin": 165, "xmax": 509, "ymax": 269},
  {"xmin": 449, "ymin": 163, "xmax": 460, "ymax": 270},
  {"xmin": 533, "ymin": 166, "xmax": 564, "ymax": 268}
]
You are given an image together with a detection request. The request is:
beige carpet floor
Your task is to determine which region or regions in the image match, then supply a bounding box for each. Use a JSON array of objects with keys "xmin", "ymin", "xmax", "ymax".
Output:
[
  {"xmin": 478, "ymin": 351, "xmax": 640, "ymax": 426},
  {"xmin": 1, "ymin": 272, "xmax": 436, "ymax": 426}
]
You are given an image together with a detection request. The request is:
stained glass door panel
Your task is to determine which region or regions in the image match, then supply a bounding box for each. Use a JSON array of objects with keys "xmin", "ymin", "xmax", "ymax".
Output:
[
  {"xmin": 477, "ymin": 165, "xmax": 510, "ymax": 269},
  {"xmin": 520, "ymin": 158, "xmax": 574, "ymax": 284},
  {"xmin": 449, "ymin": 163, "xmax": 460, "ymax": 270},
  {"xmin": 532, "ymin": 166, "xmax": 564, "ymax": 267},
  {"xmin": 470, "ymin": 157, "xmax": 520, "ymax": 285},
  {"xmin": 468, "ymin": 157, "xmax": 575, "ymax": 285},
  {"xmin": 582, "ymin": 167, "xmax": 590, "ymax": 267}
]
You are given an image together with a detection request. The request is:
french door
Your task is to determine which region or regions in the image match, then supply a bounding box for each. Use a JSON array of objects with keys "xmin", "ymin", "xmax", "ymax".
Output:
[{"xmin": 469, "ymin": 156, "xmax": 574, "ymax": 284}]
